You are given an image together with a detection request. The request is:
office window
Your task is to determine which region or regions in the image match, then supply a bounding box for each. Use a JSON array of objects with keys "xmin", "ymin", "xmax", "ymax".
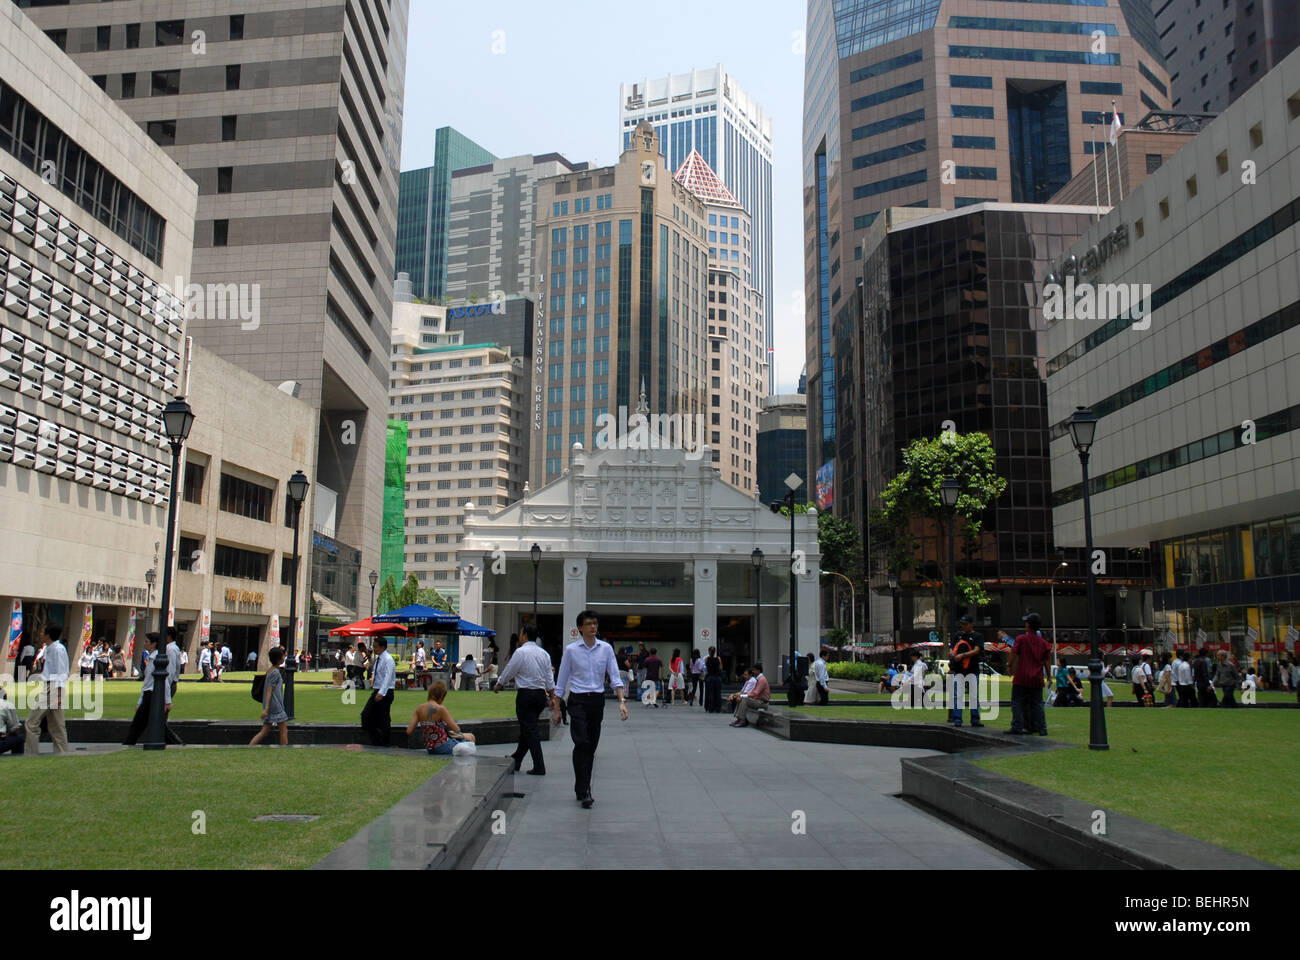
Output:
[
  {"xmin": 953, "ymin": 135, "xmax": 995, "ymax": 150},
  {"xmin": 183, "ymin": 462, "xmax": 206, "ymax": 504},
  {"xmin": 229, "ymin": 15, "xmax": 245, "ymax": 41},
  {"xmin": 950, "ymin": 75, "xmax": 992, "ymax": 89},
  {"xmin": 121, "ymin": 74, "xmax": 137, "ymax": 98},
  {"xmin": 178, "ymin": 537, "xmax": 202, "ymax": 573},
  {"xmin": 952, "ymin": 104, "xmax": 994, "ymax": 119},
  {"xmin": 213, "ymin": 544, "xmax": 270, "ymax": 582},
  {"xmin": 213, "ymin": 219, "xmax": 229, "ymax": 246},
  {"xmin": 146, "ymin": 120, "xmax": 176, "ymax": 146},
  {"xmin": 97, "ymin": 25, "xmax": 111, "ymax": 52},
  {"xmin": 219, "ymin": 473, "xmax": 273, "ymax": 522},
  {"xmin": 155, "ymin": 20, "xmax": 186, "ymax": 46},
  {"xmin": 44, "ymin": 29, "xmax": 66, "ymax": 51},
  {"xmin": 222, "ymin": 115, "xmax": 237, "ymax": 141},
  {"xmin": 217, "ymin": 166, "xmax": 233, "ymax": 194},
  {"xmin": 125, "ymin": 23, "xmax": 140, "ymax": 49},
  {"xmin": 226, "ymin": 65, "xmax": 241, "ymax": 91}
]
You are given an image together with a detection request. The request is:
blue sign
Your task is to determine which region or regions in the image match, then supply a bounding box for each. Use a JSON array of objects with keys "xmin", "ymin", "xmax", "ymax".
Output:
[{"xmin": 450, "ymin": 304, "xmax": 493, "ymax": 319}]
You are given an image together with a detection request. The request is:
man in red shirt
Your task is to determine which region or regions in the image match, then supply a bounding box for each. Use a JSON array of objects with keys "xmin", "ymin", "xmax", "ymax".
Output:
[{"xmin": 1007, "ymin": 612, "xmax": 1051, "ymax": 736}]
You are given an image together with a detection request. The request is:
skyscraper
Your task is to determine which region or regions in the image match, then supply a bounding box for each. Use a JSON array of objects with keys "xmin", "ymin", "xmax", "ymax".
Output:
[
  {"xmin": 397, "ymin": 126, "xmax": 496, "ymax": 301},
  {"xmin": 802, "ymin": 0, "xmax": 1171, "ymax": 493},
  {"xmin": 1153, "ymin": 0, "xmax": 1300, "ymax": 114},
  {"xmin": 19, "ymin": 0, "xmax": 411, "ymax": 617},
  {"xmin": 620, "ymin": 66, "xmax": 774, "ymax": 393}
]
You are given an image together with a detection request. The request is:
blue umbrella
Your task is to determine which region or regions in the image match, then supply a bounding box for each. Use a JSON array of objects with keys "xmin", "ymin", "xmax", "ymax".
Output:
[
  {"xmin": 457, "ymin": 618, "xmax": 496, "ymax": 638},
  {"xmin": 372, "ymin": 604, "xmax": 459, "ymax": 627}
]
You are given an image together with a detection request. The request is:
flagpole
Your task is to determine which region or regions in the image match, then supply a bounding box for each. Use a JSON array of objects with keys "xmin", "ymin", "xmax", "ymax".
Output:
[
  {"xmin": 1102, "ymin": 120, "xmax": 1113, "ymax": 208},
  {"xmin": 1112, "ymin": 99, "xmax": 1125, "ymax": 201},
  {"xmin": 1092, "ymin": 127, "xmax": 1102, "ymax": 221}
]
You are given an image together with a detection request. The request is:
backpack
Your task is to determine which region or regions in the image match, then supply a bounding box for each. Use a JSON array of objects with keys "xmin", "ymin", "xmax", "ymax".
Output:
[{"xmin": 251, "ymin": 673, "xmax": 266, "ymax": 703}]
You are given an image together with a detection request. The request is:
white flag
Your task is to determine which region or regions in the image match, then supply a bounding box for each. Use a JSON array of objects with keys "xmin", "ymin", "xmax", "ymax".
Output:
[{"xmin": 1109, "ymin": 112, "xmax": 1123, "ymax": 146}]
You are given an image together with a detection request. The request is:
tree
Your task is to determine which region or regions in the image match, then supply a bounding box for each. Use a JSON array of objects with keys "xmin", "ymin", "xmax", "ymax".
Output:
[
  {"xmin": 397, "ymin": 573, "xmax": 420, "ymax": 609},
  {"xmin": 875, "ymin": 432, "xmax": 1008, "ymax": 625},
  {"xmin": 826, "ymin": 626, "xmax": 850, "ymax": 649},
  {"xmin": 416, "ymin": 587, "xmax": 453, "ymax": 612},
  {"xmin": 375, "ymin": 574, "xmax": 401, "ymax": 616},
  {"xmin": 817, "ymin": 512, "xmax": 863, "ymax": 577}
]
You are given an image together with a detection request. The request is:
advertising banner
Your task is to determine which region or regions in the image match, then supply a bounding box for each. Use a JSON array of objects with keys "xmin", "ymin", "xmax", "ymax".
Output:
[
  {"xmin": 269, "ymin": 615, "xmax": 280, "ymax": 644},
  {"xmin": 125, "ymin": 609, "xmax": 136, "ymax": 661},
  {"xmin": 815, "ymin": 461, "xmax": 834, "ymax": 510},
  {"xmin": 7, "ymin": 600, "xmax": 20, "ymax": 659}
]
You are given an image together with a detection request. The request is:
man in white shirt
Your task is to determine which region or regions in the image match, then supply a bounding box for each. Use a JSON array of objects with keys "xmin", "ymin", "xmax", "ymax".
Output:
[
  {"xmin": 198, "ymin": 643, "xmax": 213, "ymax": 681},
  {"xmin": 727, "ymin": 669, "xmax": 757, "ymax": 712},
  {"xmin": 122, "ymin": 632, "xmax": 174, "ymax": 745},
  {"xmin": 494, "ymin": 623, "xmax": 556, "ymax": 775},
  {"xmin": 165, "ymin": 629, "xmax": 183, "ymax": 699},
  {"xmin": 1131, "ymin": 654, "xmax": 1154, "ymax": 703},
  {"xmin": 1173, "ymin": 649, "xmax": 1195, "ymax": 707},
  {"xmin": 458, "ymin": 654, "xmax": 478, "ymax": 691},
  {"xmin": 364, "ymin": 636, "xmax": 397, "ymax": 746},
  {"xmin": 811, "ymin": 650, "xmax": 831, "ymax": 704},
  {"xmin": 908, "ymin": 649, "xmax": 928, "ymax": 709},
  {"xmin": 0, "ymin": 687, "xmax": 24, "ymax": 754},
  {"xmin": 552, "ymin": 610, "xmax": 628, "ymax": 808},
  {"xmin": 24, "ymin": 625, "xmax": 70, "ymax": 754}
]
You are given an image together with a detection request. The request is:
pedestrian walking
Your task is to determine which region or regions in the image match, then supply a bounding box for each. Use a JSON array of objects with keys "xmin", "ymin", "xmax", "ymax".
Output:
[
  {"xmin": 703, "ymin": 646, "xmax": 723, "ymax": 713},
  {"xmin": 245, "ymin": 649, "xmax": 256, "ymax": 670},
  {"xmin": 362, "ymin": 637, "xmax": 397, "ymax": 745},
  {"xmin": 688, "ymin": 648, "xmax": 704, "ymax": 706},
  {"xmin": 122, "ymin": 632, "xmax": 173, "ymax": 745},
  {"xmin": 493, "ymin": 622, "xmax": 555, "ymax": 775},
  {"xmin": 24, "ymin": 624, "xmax": 70, "ymax": 755},
  {"xmin": 1007, "ymin": 613, "xmax": 1050, "ymax": 736},
  {"xmin": 1131, "ymin": 653, "xmax": 1155, "ymax": 705},
  {"xmin": 641, "ymin": 648, "xmax": 663, "ymax": 706},
  {"xmin": 552, "ymin": 610, "xmax": 628, "ymax": 809},
  {"xmin": 1212, "ymin": 650, "xmax": 1240, "ymax": 708},
  {"xmin": 1193, "ymin": 647, "xmax": 1216, "ymax": 707},
  {"xmin": 1157, "ymin": 652, "xmax": 1177, "ymax": 707},
  {"xmin": 199, "ymin": 642, "xmax": 214, "ymax": 682},
  {"xmin": 1174, "ymin": 649, "xmax": 1196, "ymax": 707},
  {"xmin": 77, "ymin": 644, "xmax": 94, "ymax": 680},
  {"xmin": 948, "ymin": 614, "xmax": 984, "ymax": 727},
  {"xmin": 94, "ymin": 639, "xmax": 110, "ymax": 678},
  {"xmin": 811, "ymin": 648, "xmax": 830, "ymax": 707},
  {"xmin": 249, "ymin": 646, "xmax": 289, "ymax": 746},
  {"xmin": 666, "ymin": 648, "xmax": 686, "ymax": 705}
]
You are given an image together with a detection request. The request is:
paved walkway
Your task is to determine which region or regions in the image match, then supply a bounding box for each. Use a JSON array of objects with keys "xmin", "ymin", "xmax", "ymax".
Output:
[{"xmin": 468, "ymin": 702, "xmax": 1025, "ymax": 870}]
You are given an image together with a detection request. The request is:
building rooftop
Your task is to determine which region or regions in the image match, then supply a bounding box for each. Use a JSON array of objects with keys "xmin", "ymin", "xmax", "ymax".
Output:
[{"xmin": 673, "ymin": 150, "xmax": 741, "ymax": 208}]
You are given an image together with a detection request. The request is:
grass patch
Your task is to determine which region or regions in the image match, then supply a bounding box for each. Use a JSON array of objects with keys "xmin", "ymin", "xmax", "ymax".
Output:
[
  {"xmin": 800, "ymin": 700, "xmax": 1300, "ymax": 868},
  {"xmin": 0, "ymin": 749, "xmax": 445, "ymax": 869},
  {"xmin": 4, "ymin": 680, "xmax": 513, "ymax": 724}
]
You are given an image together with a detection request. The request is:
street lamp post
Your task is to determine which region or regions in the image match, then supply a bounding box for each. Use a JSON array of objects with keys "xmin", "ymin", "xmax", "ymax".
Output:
[
  {"xmin": 144, "ymin": 567, "xmax": 156, "ymax": 632},
  {"xmin": 751, "ymin": 548, "xmax": 764, "ymax": 665},
  {"xmin": 888, "ymin": 573, "xmax": 899, "ymax": 650},
  {"xmin": 530, "ymin": 543, "xmax": 541, "ymax": 631},
  {"xmin": 821, "ymin": 571, "xmax": 855, "ymax": 661},
  {"xmin": 368, "ymin": 569, "xmax": 378, "ymax": 618},
  {"xmin": 1069, "ymin": 406, "xmax": 1109, "ymax": 751},
  {"xmin": 1051, "ymin": 560, "xmax": 1069, "ymax": 668},
  {"xmin": 1118, "ymin": 583, "xmax": 1129, "ymax": 656},
  {"xmin": 145, "ymin": 396, "xmax": 194, "ymax": 751},
  {"xmin": 771, "ymin": 473, "xmax": 803, "ymax": 690},
  {"xmin": 940, "ymin": 477, "xmax": 961, "ymax": 645},
  {"xmin": 283, "ymin": 470, "xmax": 309, "ymax": 721}
]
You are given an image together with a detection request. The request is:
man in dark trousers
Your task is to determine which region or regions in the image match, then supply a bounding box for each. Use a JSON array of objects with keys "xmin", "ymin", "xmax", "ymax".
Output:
[
  {"xmin": 948, "ymin": 614, "xmax": 985, "ymax": 728},
  {"xmin": 122, "ymin": 632, "xmax": 172, "ymax": 745},
  {"xmin": 1007, "ymin": 612, "xmax": 1051, "ymax": 736},
  {"xmin": 364, "ymin": 636, "xmax": 397, "ymax": 746},
  {"xmin": 552, "ymin": 610, "xmax": 628, "ymax": 808},
  {"xmin": 1192, "ymin": 646, "xmax": 1216, "ymax": 707},
  {"xmin": 493, "ymin": 622, "xmax": 555, "ymax": 775}
]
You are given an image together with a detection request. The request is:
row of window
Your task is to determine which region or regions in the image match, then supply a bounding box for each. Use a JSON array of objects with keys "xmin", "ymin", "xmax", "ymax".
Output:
[
  {"xmin": 852, "ymin": 168, "xmax": 927, "ymax": 201},
  {"xmin": 954, "ymin": 135, "xmax": 996, "ymax": 150},
  {"xmin": 852, "ymin": 139, "xmax": 927, "ymax": 171},
  {"xmin": 851, "ymin": 108, "xmax": 925, "ymax": 142},
  {"xmin": 952, "ymin": 104, "xmax": 995, "ymax": 119},
  {"xmin": 947, "ymin": 16, "xmax": 1117, "ymax": 35},
  {"xmin": 850, "ymin": 78, "xmax": 924, "ymax": 113},
  {"xmin": 948, "ymin": 45, "xmax": 1120, "ymax": 65}
]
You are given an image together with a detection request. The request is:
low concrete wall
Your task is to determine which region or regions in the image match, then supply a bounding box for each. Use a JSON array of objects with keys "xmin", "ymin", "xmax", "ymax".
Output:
[{"xmin": 65, "ymin": 716, "xmax": 547, "ymax": 747}]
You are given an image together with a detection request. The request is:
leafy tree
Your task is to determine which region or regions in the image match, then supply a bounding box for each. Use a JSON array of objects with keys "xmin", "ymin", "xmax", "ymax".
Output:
[
  {"xmin": 817, "ymin": 512, "xmax": 863, "ymax": 577},
  {"xmin": 375, "ymin": 574, "xmax": 400, "ymax": 616},
  {"xmin": 397, "ymin": 573, "xmax": 420, "ymax": 609},
  {"xmin": 875, "ymin": 432, "xmax": 1008, "ymax": 624},
  {"xmin": 416, "ymin": 587, "xmax": 453, "ymax": 612},
  {"xmin": 826, "ymin": 626, "xmax": 850, "ymax": 649}
]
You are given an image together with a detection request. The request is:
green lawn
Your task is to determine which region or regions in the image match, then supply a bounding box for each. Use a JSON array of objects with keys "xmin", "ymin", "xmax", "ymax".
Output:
[
  {"xmin": 820, "ymin": 676, "xmax": 1296, "ymax": 702},
  {"xmin": 801, "ymin": 700, "xmax": 1300, "ymax": 868},
  {"xmin": 9, "ymin": 680, "xmax": 514, "ymax": 724},
  {"xmin": 0, "ymin": 750, "xmax": 445, "ymax": 869}
]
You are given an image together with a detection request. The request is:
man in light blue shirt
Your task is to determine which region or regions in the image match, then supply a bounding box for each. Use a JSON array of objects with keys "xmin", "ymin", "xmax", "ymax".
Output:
[
  {"xmin": 553, "ymin": 610, "xmax": 627, "ymax": 808},
  {"xmin": 24, "ymin": 624, "xmax": 70, "ymax": 754},
  {"xmin": 364, "ymin": 636, "xmax": 397, "ymax": 746}
]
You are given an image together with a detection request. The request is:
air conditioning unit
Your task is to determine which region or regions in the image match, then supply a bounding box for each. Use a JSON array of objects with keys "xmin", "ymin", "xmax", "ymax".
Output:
[
  {"xmin": 0, "ymin": 346, "xmax": 18, "ymax": 371},
  {"xmin": 50, "ymin": 300, "xmax": 70, "ymax": 323},
  {"xmin": 30, "ymin": 268, "xmax": 52, "ymax": 292},
  {"xmin": 18, "ymin": 376, "xmax": 39, "ymax": 398},
  {"xmin": 15, "ymin": 430, "xmax": 37, "ymax": 451},
  {"xmin": 0, "ymin": 443, "xmax": 13, "ymax": 464},
  {"xmin": 40, "ymin": 385, "xmax": 62, "ymax": 406},
  {"xmin": 12, "ymin": 448, "xmax": 36, "ymax": 469},
  {"xmin": 54, "ymin": 460, "xmax": 75, "ymax": 479},
  {"xmin": 4, "ymin": 288, "xmax": 27, "ymax": 315},
  {"xmin": 109, "ymin": 478, "xmax": 128, "ymax": 495},
  {"xmin": 96, "ymin": 407, "xmax": 114, "ymax": 426},
  {"xmin": 91, "ymin": 470, "xmax": 110, "ymax": 490},
  {"xmin": 35, "ymin": 454, "xmax": 57, "ymax": 475},
  {"xmin": 0, "ymin": 369, "xmax": 19, "ymax": 390},
  {"xmin": 41, "ymin": 367, "xmax": 63, "ymax": 388},
  {"xmin": 75, "ymin": 451, "xmax": 95, "ymax": 469},
  {"xmin": 76, "ymin": 433, "xmax": 94, "ymax": 450},
  {"xmin": 75, "ymin": 466, "xmax": 94, "ymax": 484},
  {"xmin": 59, "ymin": 395, "xmax": 78, "ymax": 414},
  {"xmin": 0, "ymin": 405, "xmax": 14, "ymax": 426},
  {"xmin": 0, "ymin": 423, "xmax": 14, "ymax": 445}
]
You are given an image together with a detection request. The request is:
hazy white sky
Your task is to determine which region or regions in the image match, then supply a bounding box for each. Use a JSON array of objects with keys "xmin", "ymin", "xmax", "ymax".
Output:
[{"xmin": 401, "ymin": 0, "xmax": 809, "ymax": 393}]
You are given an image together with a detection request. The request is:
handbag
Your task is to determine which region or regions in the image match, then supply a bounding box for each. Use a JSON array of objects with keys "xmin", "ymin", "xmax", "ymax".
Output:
[
  {"xmin": 1047, "ymin": 690, "xmax": 1058, "ymax": 706},
  {"xmin": 451, "ymin": 740, "xmax": 477, "ymax": 757},
  {"xmin": 250, "ymin": 674, "xmax": 265, "ymax": 703}
]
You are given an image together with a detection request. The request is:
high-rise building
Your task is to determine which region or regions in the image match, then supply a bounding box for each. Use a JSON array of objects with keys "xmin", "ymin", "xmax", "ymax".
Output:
[
  {"xmin": 530, "ymin": 123, "xmax": 709, "ymax": 487},
  {"xmin": 857, "ymin": 203, "xmax": 1149, "ymax": 641},
  {"xmin": 19, "ymin": 0, "xmax": 411, "ymax": 620},
  {"xmin": 620, "ymin": 66, "xmax": 774, "ymax": 392},
  {"xmin": 677, "ymin": 150, "xmax": 767, "ymax": 495},
  {"xmin": 0, "ymin": 8, "xmax": 194, "ymax": 660},
  {"xmin": 397, "ymin": 126, "xmax": 495, "ymax": 301},
  {"xmin": 1048, "ymin": 45, "xmax": 1300, "ymax": 657},
  {"xmin": 802, "ymin": 0, "xmax": 1171, "ymax": 493},
  {"xmin": 1153, "ymin": 0, "xmax": 1300, "ymax": 115},
  {"xmin": 389, "ymin": 298, "xmax": 526, "ymax": 604},
  {"xmin": 444, "ymin": 152, "xmax": 584, "ymax": 305},
  {"xmin": 757, "ymin": 395, "xmax": 808, "ymax": 508}
]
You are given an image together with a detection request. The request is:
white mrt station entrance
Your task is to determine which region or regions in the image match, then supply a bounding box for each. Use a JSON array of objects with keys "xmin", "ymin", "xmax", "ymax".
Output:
[{"xmin": 457, "ymin": 443, "xmax": 820, "ymax": 680}]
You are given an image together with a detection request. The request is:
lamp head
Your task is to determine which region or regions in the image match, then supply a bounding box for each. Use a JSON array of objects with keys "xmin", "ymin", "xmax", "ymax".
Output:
[
  {"xmin": 940, "ymin": 477, "xmax": 960, "ymax": 510},
  {"xmin": 1118, "ymin": 585, "xmax": 1129, "ymax": 600},
  {"xmin": 530, "ymin": 542, "xmax": 541, "ymax": 566},
  {"xmin": 887, "ymin": 574, "xmax": 898, "ymax": 590},
  {"xmin": 368, "ymin": 569, "xmax": 378, "ymax": 588},
  {"xmin": 1068, "ymin": 406, "xmax": 1098, "ymax": 453},
  {"xmin": 162, "ymin": 397, "xmax": 195, "ymax": 445},
  {"xmin": 750, "ymin": 546, "xmax": 763, "ymax": 569},
  {"xmin": 287, "ymin": 470, "xmax": 310, "ymax": 505}
]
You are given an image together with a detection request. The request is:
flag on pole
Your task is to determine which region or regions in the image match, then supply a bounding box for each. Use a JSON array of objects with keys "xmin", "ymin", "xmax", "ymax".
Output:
[{"xmin": 1109, "ymin": 111, "xmax": 1123, "ymax": 146}]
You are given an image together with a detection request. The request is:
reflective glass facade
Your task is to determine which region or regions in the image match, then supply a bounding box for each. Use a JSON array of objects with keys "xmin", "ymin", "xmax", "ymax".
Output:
[{"xmin": 1007, "ymin": 81, "xmax": 1070, "ymax": 202}]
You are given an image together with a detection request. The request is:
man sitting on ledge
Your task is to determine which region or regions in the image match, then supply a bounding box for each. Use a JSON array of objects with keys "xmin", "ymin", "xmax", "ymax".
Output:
[
  {"xmin": 730, "ymin": 663, "xmax": 771, "ymax": 728},
  {"xmin": 725, "ymin": 668, "xmax": 754, "ymax": 714}
]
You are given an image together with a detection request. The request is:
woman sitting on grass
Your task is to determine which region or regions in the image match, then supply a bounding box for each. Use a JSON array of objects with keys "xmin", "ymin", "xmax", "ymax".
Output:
[
  {"xmin": 249, "ymin": 646, "xmax": 289, "ymax": 746},
  {"xmin": 406, "ymin": 680, "xmax": 476, "ymax": 755}
]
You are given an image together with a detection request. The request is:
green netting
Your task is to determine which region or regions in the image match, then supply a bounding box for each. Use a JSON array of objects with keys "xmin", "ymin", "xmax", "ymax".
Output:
[{"xmin": 381, "ymin": 419, "xmax": 408, "ymax": 589}]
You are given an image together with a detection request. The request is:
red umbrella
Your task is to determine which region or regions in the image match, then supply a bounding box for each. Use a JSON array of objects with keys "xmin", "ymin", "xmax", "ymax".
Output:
[{"xmin": 329, "ymin": 617, "xmax": 409, "ymax": 638}]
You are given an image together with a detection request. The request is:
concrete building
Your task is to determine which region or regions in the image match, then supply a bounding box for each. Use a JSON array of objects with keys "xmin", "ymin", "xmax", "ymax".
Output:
[
  {"xmin": 676, "ymin": 150, "xmax": 767, "ymax": 496},
  {"xmin": 1153, "ymin": 0, "xmax": 1299, "ymax": 115},
  {"xmin": 19, "ymin": 0, "xmax": 411, "ymax": 617},
  {"xmin": 1047, "ymin": 45, "xmax": 1300, "ymax": 661},
  {"xmin": 621, "ymin": 66, "xmax": 774, "ymax": 392},
  {"xmin": 390, "ymin": 296, "xmax": 526, "ymax": 605},
  {"xmin": 459, "ymin": 438, "xmax": 821, "ymax": 680},
  {"xmin": 756, "ymin": 394, "xmax": 808, "ymax": 509},
  {"xmin": 397, "ymin": 126, "xmax": 495, "ymax": 302},
  {"xmin": 0, "ymin": 7, "xmax": 196, "ymax": 669},
  {"xmin": 171, "ymin": 344, "xmax": 314, "ymax": 670},
  {"xmin": 530, "ymin": 123, "xmax": 710, "ymax": 489},
  {"xmin": 856, "ymin": 203, "xmax": 1150, "ymax": 643},
  {"xmin": 445, "ymin": 152, "xmax": 584, "ymax": 306},
  {"xmin": 802, "ymin": 0, "xmax": 1172, "ymax": 492},
  {"xmin": 1048, "ymin": 111, "xmax": 1211, "ymax": 206}
]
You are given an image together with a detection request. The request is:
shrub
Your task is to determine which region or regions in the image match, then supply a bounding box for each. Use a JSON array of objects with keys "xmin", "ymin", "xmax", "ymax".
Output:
[{"xmin": 827, "ymin": 662, "xmax": 885, "ymax": 683}]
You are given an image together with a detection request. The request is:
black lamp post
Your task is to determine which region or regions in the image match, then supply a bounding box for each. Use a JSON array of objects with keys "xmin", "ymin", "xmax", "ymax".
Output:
[
  {"xmin": 888, "ymin": 573, "xmax": 899, "ymax": 648},
  {"xmin": 1118, "ymin": 583, "xmax": 1129, "ymax": 654},
  {"xmin": 283, "ymin": 469, "xmax": 309, "ymax": 721},
  {"xmin": 144, "ymin": 567, "xmax": 156, "ymax": 633},
  {"xmin": 1069, "ymin": 406, "xmax": 1109, "ymax": 751},
  {"xmin": 770, "ymin": 473, "xmax": 803, "ymax": 689},
  {"xmin": 530, "ymin": 542, "xmax": 541, "ymax": 630},
  {"xmin": 145, "ymin": 396, "xmax": 194, "ymax": 751},
  {"xmin": 940, "ymin": 477, "xmax": 961, "ymax": 643},
  {"xmin": 751, "ymin": 547, "xmax": 763, "ymax": 665},
  {"xmin": 368, "ymin": 569, "xmax": 378, "ymax": 618}
]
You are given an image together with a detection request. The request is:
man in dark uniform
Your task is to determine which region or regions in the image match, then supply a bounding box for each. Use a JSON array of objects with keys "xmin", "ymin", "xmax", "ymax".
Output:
[{"xmin": 948, "ymin": 614, "xmax": 985, "ymax": 728}]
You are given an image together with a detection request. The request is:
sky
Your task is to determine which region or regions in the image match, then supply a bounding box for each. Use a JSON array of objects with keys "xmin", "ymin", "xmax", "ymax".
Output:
[{"xmin": 401, "ymin": 0, "xmax": 810, "ymax": 394}]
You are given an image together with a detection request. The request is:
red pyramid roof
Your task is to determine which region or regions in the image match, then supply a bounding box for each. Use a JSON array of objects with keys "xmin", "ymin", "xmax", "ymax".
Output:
[{"xmin": 673, "ymin": 150, "xmax": 741, "ymax": 207}]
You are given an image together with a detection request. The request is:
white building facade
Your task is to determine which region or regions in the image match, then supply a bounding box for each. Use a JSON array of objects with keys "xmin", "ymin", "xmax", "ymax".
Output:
[
  {"xmin": 620, "ymin": 66, "xmax": 774, "ymax": 393},
  {"xmin": 458, "ymin": 438, "xmax": 821, "ymax": 680}
]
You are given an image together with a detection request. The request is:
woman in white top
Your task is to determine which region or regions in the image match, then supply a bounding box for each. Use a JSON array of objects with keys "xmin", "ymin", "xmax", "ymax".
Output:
[
  {"xmin": 667, "ymin": 648, "xmax": 686, "ymax": 705},
  {"xmin": 78, "ymin": 646, "xmax": 95, "ymax": 679}
]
